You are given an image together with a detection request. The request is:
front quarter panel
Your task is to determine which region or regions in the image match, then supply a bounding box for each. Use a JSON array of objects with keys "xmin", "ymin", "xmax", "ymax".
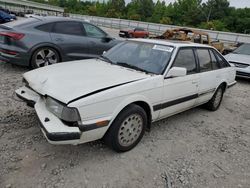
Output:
[{"xmin": 69, "ymin": 76, "xmax": 163, "ymax": 124}]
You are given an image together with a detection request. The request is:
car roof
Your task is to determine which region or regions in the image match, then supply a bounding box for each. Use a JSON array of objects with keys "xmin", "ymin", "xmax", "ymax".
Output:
[
  {"xmin": 2, "ymin": 16, "xmax": 90, "ymax": 29},
  {"xmin": 33, "ymin": 16, "xmax": 89, "ymax": 23},
  {"xmin": 129, "ymin": 38, "xmax": 213, "ymax": 48}
]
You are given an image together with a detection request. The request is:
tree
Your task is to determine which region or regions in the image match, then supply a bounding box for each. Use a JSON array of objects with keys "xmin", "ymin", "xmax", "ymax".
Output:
[
  {"xmin": 151, "ymin": 0, "xmax": 166, "ymax": 23},
  {"xmin": 163, "ymin": 0, "xmax": 203, "ymax": 26},
  {"xmin": 127, "ymin": 0, "xmax": 154, "ymax": 21},
  {"xmin": 202, "ymin": 0, "xmax": 230, "ymax": 22},
  {"xmin": 28, "ymin": 0, "xmax": 250, "ymax": 34}
]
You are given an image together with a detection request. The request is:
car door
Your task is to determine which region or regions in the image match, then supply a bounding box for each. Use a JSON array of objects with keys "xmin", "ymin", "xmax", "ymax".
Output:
[
  {"xmin": 82, "ymin": 22, "xmax": 117, "ymax": 57},
  {"xmin": 133, "ymin": 28, "xmax": 141, "ymax": 38},
  {"xmin": 195, "ymin": 48, "xmax": 221, "ymax": 105},
  {"xmin": 50, "ymin": 21, "xmax": 90, "ymax": 60},
  {"xmin": 158, "ymin": 48, "xmax": 199, "ymax": 119},
  {"xmin": 134, "ymin": 28, "xmax": 145, "ymax": 38}
]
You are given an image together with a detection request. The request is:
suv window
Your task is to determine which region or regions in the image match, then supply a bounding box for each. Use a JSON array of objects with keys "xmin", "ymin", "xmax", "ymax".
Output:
[
  {"xmin": 213, "ymin": 50, "xmax": 230, "ymax": 68},
  {"xmin": 82, "ymin": 23, "xmax": 106, "ymax": 38},
  {"xmin": 135, "ymin": 27, "xmax": 144, "ymax": 31},
  {"xmin": 197, "ymin": 49, "xmax": 212, "ymax": 72},
  {"xmin": 53, "ymin": 21, "xmax": 84, "ymax": 36},
  {"xmin": 36, "ymin": 22, "xmax": 53, "ymax": 32},
  {"xmin": 173, "ymin": 48, "xmax": 197, "ymax": 74},
  {"xmin": 209, "ymin": 49, "xmax": 220, "ymax": 69}
]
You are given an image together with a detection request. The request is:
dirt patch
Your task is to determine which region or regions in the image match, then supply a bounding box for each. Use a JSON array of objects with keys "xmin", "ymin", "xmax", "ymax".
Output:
[{"xmin": 0, "ymin": 62, "xmax": 250, "ymax": 188}]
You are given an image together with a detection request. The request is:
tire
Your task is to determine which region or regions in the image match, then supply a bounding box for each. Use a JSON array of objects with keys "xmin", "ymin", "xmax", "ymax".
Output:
[
  {"xmin": 205, "ymin": 86, "xmax": 224, "ymax": 111},
  {"xmin": 144, "ymin": 35, "xmax": 149, "ymax": 38},
  {"xmin": 104, "ymin": 104, "xmax": 147, "ymax": 152},
  {"xmin": 31, "ymin": 47, "xmax": 60, "ymax": 69},
  {"xmin": 129, "ymin": 33, "xmax": 133, "ymax": 38}
]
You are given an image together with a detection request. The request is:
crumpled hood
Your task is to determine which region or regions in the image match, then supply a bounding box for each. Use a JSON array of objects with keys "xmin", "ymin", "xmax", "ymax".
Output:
[
  {"xmin": 23, "ymin": 59, "xmax": 150, "ymax": 104},
  {"xmin": 224, "ymin": 53, "xmax": 250, "ymax": 65}
]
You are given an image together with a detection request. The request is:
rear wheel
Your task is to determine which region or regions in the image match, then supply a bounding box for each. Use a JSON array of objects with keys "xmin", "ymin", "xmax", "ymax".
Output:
[
  {"xmin": 31, "ymin": 47, "xmax": 60, "ymax": 69},
  {"xmin": 205, "ymin": 86, "xmax": 224, "ymax": 111},
  {"xmin": 104, "ymin": 104, "xmax": 147, "ymax": 152}
]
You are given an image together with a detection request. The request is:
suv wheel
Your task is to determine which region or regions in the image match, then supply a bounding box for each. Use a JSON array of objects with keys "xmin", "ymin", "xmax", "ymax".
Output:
[{"xmin": 31, "ymin": 47, "xmax": 60, "ymax": 69}]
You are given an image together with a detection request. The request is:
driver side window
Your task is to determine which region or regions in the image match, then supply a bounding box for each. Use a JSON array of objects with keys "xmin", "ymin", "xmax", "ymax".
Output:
[
  {"xmin": 82, "ymin": 23, "xmax": 106, "ymax": 38},
  {"xmin": 173, "ymin": 48, "xmax": 197, "ymax": 75}
]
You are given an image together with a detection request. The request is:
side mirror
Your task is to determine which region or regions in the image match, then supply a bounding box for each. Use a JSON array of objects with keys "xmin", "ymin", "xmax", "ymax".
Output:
[
  {"xmin": 102, "ymin": 51, "xmax": 106, "ymax": 55},
  {"xmin": 166, "ymin": 67, "xmax": 187, "ymax": 78},
  {"xmin": 102, "ymin": 36, "xmax": 113, "ymax": 43}
]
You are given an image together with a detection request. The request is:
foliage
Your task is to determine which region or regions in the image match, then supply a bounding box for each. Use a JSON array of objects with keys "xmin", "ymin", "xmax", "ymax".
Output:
[{"xmin": 30, "ymin": 0, "xmax": 250, "ymax": 34}]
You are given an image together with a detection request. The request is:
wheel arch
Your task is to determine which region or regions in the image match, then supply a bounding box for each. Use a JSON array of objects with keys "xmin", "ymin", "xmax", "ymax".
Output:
[
  {"xmin": 28, "ymin": 43, "xmax": 63, "ymax": 66},
  {"xmin": 131, "ymin": 101, "xmax": 152, "ymax": 131},
  {"xmin": 217, "ymin": 81, "xmax": 227, "ymax": 93},
  {"xmin": 109, "ymin": 96, "xmax": 154, "ymax": 132}
]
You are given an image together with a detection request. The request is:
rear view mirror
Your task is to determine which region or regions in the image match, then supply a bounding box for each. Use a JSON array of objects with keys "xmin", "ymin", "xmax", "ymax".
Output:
[{"xmin": 166, "ymin": 67, "xmax": 187, "ymax": 78}]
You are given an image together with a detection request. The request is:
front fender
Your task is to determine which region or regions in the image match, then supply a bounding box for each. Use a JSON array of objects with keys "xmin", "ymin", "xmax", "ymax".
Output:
[{"xmin": 109, "ymin": 94, "xmax": 158, "ymax": 126}]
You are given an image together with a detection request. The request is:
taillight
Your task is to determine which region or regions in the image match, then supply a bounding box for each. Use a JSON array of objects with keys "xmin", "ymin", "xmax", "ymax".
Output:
[{"xmin": 0, "ymin": 31, "xmax": 25, "ymax": 40}]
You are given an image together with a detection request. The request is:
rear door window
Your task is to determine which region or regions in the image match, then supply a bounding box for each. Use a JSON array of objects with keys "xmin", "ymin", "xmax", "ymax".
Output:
[
  {"xmin": 196, "ymin": 49, "xmax": 212, "ymax": 72},
  {"xmin": 36, "ymin": 22, "xmax": 54, "ymax": 32},
  {"xmin": 52, "ymin": 21, "xmax": 84, "ymax": 36},
  {"xmin": 173, "ymin": 48, "xmax": 197, "ymax": 74},
  {"xmin": 213, "ymin": 50, "xmax": 230, "ymax": 68},
  {"xmin": 209, "ymin": 49, "xmax": 220, "ymax": 69}
]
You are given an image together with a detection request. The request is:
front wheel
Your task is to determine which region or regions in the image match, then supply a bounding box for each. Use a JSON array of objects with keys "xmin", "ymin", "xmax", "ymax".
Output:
[
  {"xmin": 31, "ymin": 47, "xmax": 60, "ymax": 69},
  {"xmin": 205, "ymin": 86, "xmax": 224, "ymax": 111},
  {"xmin": 104, "ymin": 104, "xmax": 147, "ymax": 152}
]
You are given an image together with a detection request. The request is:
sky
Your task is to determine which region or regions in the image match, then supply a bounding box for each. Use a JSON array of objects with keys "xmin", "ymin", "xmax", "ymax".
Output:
[{"xmin": 124, "ymin": 0, "xmax": 250, "ymax": 8}]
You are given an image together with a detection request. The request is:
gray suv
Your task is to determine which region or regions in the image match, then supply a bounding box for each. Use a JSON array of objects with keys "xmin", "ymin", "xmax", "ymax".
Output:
[{"xmin": 0, "ymin": 17, "xmax": 120, "ymax": 68}]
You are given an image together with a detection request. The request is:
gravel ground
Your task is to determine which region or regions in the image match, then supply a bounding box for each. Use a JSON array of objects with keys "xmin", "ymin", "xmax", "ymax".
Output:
[{"xmin": 0, "ymin": 27, "xmax": 250, "ymax": 188}]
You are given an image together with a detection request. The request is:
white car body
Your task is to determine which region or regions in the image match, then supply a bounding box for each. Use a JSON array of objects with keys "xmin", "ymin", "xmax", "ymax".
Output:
[
  {"xmin": 15, "ymin": 39, "xmax": 236, "ymax": 147},
  {"xmin": 224, "ymin": 52, "xmax": 250, "ymax": 78}
]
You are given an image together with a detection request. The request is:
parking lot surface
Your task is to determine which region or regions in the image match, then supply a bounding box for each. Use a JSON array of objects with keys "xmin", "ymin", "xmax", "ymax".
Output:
[{"xmin": 0, "ymin": 27, "xmax": 250, "ymax": 188}]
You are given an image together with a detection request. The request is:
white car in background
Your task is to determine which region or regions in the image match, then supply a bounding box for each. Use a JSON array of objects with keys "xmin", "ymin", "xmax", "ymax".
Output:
[
  {"xmin": 15, "ymin": 39, "xmax": 236, "ymax": 152},
  {"xmin": 224, "ymin": 43, "xmax": 250, "ymax": 78}
]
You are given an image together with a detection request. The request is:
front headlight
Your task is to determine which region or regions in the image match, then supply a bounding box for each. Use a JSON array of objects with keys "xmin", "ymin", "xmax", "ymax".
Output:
[{"xmin": 45, "ymin": 97, "xmax": 81, "ymax": 122}]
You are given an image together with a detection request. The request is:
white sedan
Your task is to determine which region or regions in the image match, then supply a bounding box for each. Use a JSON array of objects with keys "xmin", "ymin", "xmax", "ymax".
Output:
[
  {"xmin": 15, "ymin": 39, "xmax": 236, "ymax": 152},
  {"xmin": 224, "ymin": 43, "xmax": 250, "ymax": 79}
]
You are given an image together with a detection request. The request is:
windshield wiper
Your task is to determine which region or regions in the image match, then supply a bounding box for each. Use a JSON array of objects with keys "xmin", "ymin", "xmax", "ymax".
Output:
[
  {"xmin": 99, "ymin": 55, "xmax": 113, "ymax": 64},
  {"xmin": 116, "ymin": 62, "xmax": 152, "ymax": 74}
]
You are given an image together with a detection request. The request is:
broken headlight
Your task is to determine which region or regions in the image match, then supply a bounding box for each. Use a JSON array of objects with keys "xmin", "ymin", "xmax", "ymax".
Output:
[{"xmin": 45, "ymin": 97, "xmax": 81, "ymax": 122}]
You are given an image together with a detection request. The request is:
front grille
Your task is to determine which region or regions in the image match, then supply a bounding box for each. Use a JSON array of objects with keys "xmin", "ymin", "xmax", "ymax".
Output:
[
  {"xmin": 236, "ymin": 71, "xmax": 250, "ymax": 78},
  {"xmin": 230, "ymin": 61, "xmax": 249, "ymax": 68}
]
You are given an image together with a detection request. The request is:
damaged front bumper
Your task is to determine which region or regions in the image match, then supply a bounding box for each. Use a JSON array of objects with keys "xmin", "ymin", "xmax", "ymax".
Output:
[{"xmin": 15, "ymin": 86, "xmax": 82, "ymax": 144}]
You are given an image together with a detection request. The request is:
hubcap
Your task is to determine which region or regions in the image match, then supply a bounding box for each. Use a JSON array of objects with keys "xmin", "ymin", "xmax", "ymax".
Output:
[
  {"xmin": 35, "ymin": 49, "xmax": 58, "ymax": 67},
  {"xmin": 214, "ymin": 88, "xmax": 222, "ymax": 107},
  {"xmin": 118, "ymin": 114, "xmax": 143, "ymax": 147}
]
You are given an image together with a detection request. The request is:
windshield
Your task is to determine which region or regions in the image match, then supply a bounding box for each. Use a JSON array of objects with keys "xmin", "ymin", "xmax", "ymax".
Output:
[
  {"xmin": 233, "ymin": 43, "xmax": 250, "ymax": 55},
  {"xmin": 102, "ymin": 41, "xmax": 174, "ymax": 74}
]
